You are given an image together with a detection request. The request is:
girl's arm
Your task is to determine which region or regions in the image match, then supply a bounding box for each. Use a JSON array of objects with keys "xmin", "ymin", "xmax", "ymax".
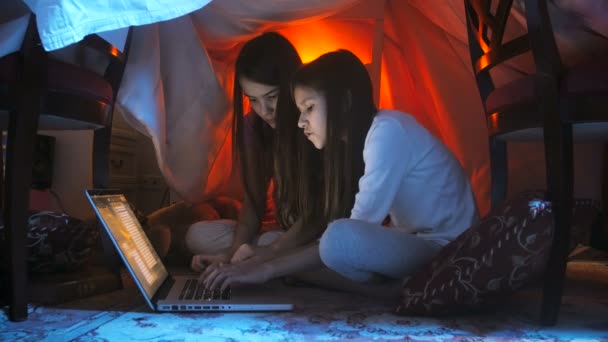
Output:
[
  {"xmin": 266, "ymin": 242, "xmax": 323, "ymax": 278},
  {"xmin": 191, "ymin": 187, "xmax": 264, "ymax": 271},
  {"xmin": 272, "ymin": 218, "xmax": 321, "ymax": 251},
  {"xmin": 229, "ymin": 195, "xmax": 264, "ymax": 256},
  {"xmin": 194, "ymin": 114, "xmax": 267, "ymax": 262},
  {"xmin": 229, "ymin": 114, "xmax": 270, "ymax": 257},
  {"xmin": 202, "ymin": 241, "xmax": 324, "ymax": 290},
  {"xmin": 249, "ymin": 218, "xmax": 324, "ymax": 263},
  {"xmin": 350, "ymin": 117, "xmax": 409, "ymax": 223}
]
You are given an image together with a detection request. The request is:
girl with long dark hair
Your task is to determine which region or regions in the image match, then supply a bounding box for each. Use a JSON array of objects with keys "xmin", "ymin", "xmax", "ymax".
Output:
[{"xmin": 188, "ymin": 32, "xmax": 324, "ymax": 272}]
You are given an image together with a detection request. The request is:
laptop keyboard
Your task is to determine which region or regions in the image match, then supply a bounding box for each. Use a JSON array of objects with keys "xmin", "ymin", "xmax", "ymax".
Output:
[{"xmin": 179, "ymin": 279, "xmax": 231, "ymax": 301}]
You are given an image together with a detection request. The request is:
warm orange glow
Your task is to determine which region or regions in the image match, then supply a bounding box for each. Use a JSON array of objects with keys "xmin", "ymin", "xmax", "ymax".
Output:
[
  {"xmin": 243, "ymin": 97, "xmax": 251, "ymax": 115},
  {"xmin": 201, "ymin": 2, "xmax": 493, "ymax": 219},
  {"xmin": 236, "ymin": 21, "xmax": 375, "ymax": 116},
  {"xmin": 378, "ymin": 56, "xmax": 393, "ymax": 109},
  {"xmin": 489, "ymin": 112, "xmax": 499, "ymax": 130},
  {"xmin": 477, "ymin": 53, "xmax": 491, "ymax": 71},
  {"xmin": 478, "ymin": 32, "xmax": 490, "ymax": 53},
  {"xmin": 280, "ymin": 20, "xmax": 374, "ymax": 64},
  {"xmin": 475, "ymin": 30, "xmax": 492, "ymax": 71},
  {"xmin": 208, "ymin": 20, "xmax": 381, "ymax": 202},
  {"xmin": 110, "ymin": 46, "xmax": 119, "ymax": 57}
]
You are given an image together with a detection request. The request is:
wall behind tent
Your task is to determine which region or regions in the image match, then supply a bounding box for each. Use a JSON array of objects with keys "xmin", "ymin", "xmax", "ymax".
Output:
[{"xmin": 37, "ymin": 131, "xmax": 95, "ymax": 221}]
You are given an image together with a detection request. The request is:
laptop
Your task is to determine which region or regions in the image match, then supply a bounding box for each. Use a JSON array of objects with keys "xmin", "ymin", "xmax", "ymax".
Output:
[{"xmin": 85, "ymin": 189, "xmax": 293, "ymax": 312}]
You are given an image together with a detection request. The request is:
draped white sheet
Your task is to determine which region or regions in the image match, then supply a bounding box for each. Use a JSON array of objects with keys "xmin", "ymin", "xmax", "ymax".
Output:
[
  {"xmin": 24, "ymin": 0, "xmax": 214, "ymax": 51},
  {"xmin": 5, "ymin": 0, "xmax": 607, "ymax": 215},
  {"xmin": 114, "ymin": 0, "xmax": 362, "ymax": 204}
]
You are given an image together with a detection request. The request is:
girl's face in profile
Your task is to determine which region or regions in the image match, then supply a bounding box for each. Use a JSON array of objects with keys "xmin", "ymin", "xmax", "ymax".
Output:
[
  {"xmin": 240, "ymin": 77, "xmax": 279, "ymax": 128},
  {"xmin": 295, "ymin": 85, "xmax": 327, "ymax": 149}
]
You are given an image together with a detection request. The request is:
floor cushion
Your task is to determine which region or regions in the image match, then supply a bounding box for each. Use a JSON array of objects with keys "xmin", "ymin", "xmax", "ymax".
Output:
[{"xmin": 396, "ymin": 190, "xmax": 554, "ymax": 315}]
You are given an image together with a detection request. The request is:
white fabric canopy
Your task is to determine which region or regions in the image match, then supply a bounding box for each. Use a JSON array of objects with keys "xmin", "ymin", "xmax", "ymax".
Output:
[
  {"xmin": 4, "ymin": 0, "xmax": 607, "ymax": 216},
  {"xmin": 24, "ymin": 0, "xmax": 213, "ymax": 51},
  {"xmin": 114, "ymin": 0, "xmax": 362, "ymax": 204}
]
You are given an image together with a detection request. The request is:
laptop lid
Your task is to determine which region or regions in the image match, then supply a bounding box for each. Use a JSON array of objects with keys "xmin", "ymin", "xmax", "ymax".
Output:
[{"xmin": 85, "ymin": 189, "xmax": 168, "ymax": 309}]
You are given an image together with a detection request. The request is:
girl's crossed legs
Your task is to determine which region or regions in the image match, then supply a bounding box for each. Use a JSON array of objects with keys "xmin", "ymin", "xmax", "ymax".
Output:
[{"xmin": 319, "ymin": 218, "xmax": 442, "ymax": 283}]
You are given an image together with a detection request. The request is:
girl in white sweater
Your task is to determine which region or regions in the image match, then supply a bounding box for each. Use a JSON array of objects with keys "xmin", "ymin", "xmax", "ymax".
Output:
[{"xmin": 294, "ymin": 49, "xmax": 479, "ymax": 283}]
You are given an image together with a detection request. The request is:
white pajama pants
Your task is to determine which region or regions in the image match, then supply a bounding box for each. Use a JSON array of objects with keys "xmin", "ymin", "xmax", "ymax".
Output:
[{"xmin": 185, "ymin": 220, "xmax": 283, "ymax": 254}]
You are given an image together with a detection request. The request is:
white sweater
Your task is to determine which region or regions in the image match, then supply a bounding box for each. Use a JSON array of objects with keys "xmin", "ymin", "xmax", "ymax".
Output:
[{"xmin": 350, "ymin": 110, "xmax": 479, "ymax": 245}]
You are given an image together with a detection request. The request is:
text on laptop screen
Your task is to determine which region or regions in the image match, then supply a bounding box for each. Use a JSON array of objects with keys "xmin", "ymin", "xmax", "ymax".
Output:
[{"xmin": 90, "ymin": 194, "xmax": 168, "ymax": 299}]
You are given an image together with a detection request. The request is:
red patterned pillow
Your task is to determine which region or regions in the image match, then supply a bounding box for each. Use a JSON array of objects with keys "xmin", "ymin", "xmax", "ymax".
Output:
[{"xmin": 396, "ymin": 191, "xmax": 554, "ymax": 315}]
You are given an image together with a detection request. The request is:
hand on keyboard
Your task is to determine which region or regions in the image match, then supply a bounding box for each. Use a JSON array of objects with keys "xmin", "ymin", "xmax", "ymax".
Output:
[
  {"xmin": 199, "ymin": 258, "xmax": 273, "ymax": 291},
  {"xmin": 191, "ymin": 253, "xmax": 230, "ymax": 272}
]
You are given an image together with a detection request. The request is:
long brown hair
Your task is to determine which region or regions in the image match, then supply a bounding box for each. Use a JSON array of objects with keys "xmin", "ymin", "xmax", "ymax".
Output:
[
  {"xmin": 292, "ymin": 50, "xmax": 377, "ymax": 224},
  {"xmin": 232, "ymin": 32, "xmax": 311, "ymax": 229}
]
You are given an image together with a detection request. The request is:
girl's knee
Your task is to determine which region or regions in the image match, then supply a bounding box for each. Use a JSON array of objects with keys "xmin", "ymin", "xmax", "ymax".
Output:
[
  {"xmin": 184, "ymin": 220, "xmax": 235, "ymax": 254},
  {"xmin": 320, "ymin": 218, "xmax": 347, "ymax": 248},
  {"xmin": 319, "ymin": 218, "xmax": 354, "ymax": 267},
  {"xmin": 326, "ymin": 218, "xmax": 353, "ymax": 237},
  {"xmin": 320, "ymin": 218, "xmax": 364, "ymax": 246},
  {"xmin": 184, "ymin": 223, "xmax": 202, "ymax": 253}
]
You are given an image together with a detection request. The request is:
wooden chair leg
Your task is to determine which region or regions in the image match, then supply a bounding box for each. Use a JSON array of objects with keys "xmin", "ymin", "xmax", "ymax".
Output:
[
  {"xmin": 490, "ymin": 138, "xmax": 508, "ymax": 211},
  {"xmin": 0, "ymin": 129, "xmax": 4, "ymax": 210},
  {"xmin": 602, "ymin": 143, "xmax": 608, "ymax": 246},
  {"xmin": 590, "ymin": 143, "xmax": 608, "ymax": 250},
  {"xmin": 4, "ymin": 112, "xmax": 40, "ymax": 321},
  {"xmin": 0, "ymin": 130, "xmax": 4, "ymax": 307},
  {"xmin": 92, "ymin": 127, "xmax": 111, "ymax": 189},
  {"xmin": 92, "ymin": 126, "xmax": 123, "ymax": 270},
  {"xmin": 4, "ymin": 19, "xmax": 46, "ymax": 319},
  {"xmin": 540, "ymin": 122, "xmax": 574, "ymax": 326}
]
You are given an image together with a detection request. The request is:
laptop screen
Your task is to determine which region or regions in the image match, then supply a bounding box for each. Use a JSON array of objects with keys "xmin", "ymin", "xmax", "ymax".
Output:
[{"xmin": 88, "ymin": 192, "xmax": 168, "ymax": 299}]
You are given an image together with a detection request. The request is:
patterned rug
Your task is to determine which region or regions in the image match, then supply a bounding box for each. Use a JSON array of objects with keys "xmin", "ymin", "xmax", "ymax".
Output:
[{"xmin": 2, "ymin": 261, "xmax": 607, "ymax": 341}]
